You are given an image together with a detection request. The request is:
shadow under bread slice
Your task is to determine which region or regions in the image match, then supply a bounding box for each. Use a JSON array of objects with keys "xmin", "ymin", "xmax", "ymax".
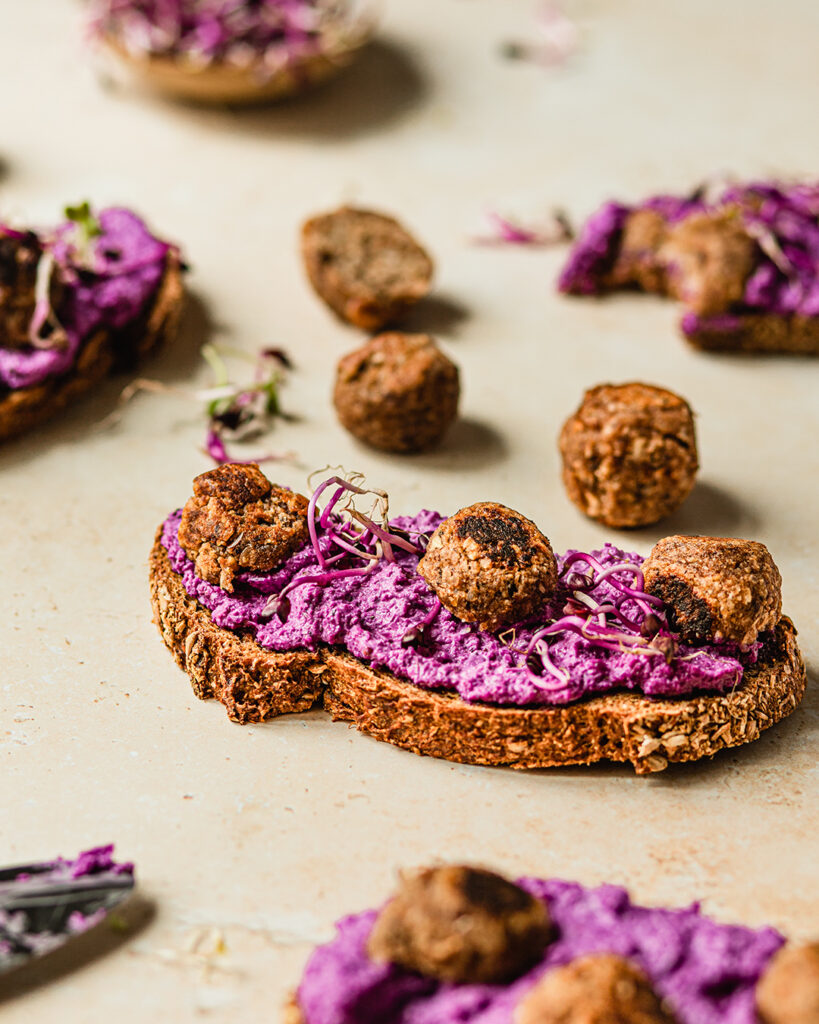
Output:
[
  {"xmin": 0, "ymin": 205, "xmax": 185, "ymax": 443},
  {"xmin": 286, "ymin": 864, "xmax": 818, "ymax": 1024},
  {"xmin": 149, "ymin": 464, "xmax": 805, "ymax": 774}
]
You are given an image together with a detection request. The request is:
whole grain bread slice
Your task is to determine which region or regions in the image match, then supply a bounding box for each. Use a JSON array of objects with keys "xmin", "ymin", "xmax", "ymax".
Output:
[
  {"xmin": 149, "ymin": 531, "xmax": 806, "ymax": 775},
  {"xmin": 0, "ymin": 255, "xmax": 185, "ymax": 443}
]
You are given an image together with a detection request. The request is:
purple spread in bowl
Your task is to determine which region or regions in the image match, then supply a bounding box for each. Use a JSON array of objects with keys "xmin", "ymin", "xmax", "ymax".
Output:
[
  {"xmin": 296, "ymin": 878, "xmax": 784, "ymax": 1024},
  {"xmin": 160, "ymin": 508, "xmax": 751, "ymax": 708},
  {"xmin": 89, "ymin": 0, "xmax": 363, "ymax": 71},
  {"xmin": 0, "ymin": 207, "xmax": 173, "ymax": 391},
  {"xmin": 558, "ymin": 181, "xmax": 819, "ymax": 328}
]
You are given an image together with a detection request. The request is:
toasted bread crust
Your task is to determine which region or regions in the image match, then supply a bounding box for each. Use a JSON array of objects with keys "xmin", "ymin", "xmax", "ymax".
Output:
[
  {"xmin": 684, "ymin": 313, "xmax": 819, "ymax": 355},
  {"xmin": 150, "ymin": 532, "xmax": 806, "ymax": 775},
  {"xmin": 0, "ymin": 255, "xmax": 184, "ymax": 443}
]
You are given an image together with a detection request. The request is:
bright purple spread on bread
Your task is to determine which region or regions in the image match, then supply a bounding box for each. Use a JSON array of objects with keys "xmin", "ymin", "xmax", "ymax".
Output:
[
  {"xmin": 558, "ymin": 181, "xmax": 819, "ymax": 337},
  {"xmin": 0, "ymin": 207, "xmax": 173, "ymax": 391},
  {"xmin": 296, "ymin": 877, "xmax": 783, "ymax": 1024},
  {"xmin": 160, "ymin": 507, "xmax": 753, "ymax": 707}
]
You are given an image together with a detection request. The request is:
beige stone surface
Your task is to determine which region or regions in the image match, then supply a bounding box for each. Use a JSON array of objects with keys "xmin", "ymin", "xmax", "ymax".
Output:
[{"xmin": 1, "ymin": 0, "xmax": 817, "ymax": 1018}]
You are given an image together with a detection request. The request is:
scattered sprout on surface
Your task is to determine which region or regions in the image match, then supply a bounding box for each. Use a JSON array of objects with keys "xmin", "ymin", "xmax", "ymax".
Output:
[{"xmin": 473, "ymin": 209, "xmax": 574, "ymax": 247}]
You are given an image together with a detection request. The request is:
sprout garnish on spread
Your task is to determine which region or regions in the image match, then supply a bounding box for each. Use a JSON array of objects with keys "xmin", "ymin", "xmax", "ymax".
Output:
[
  {"xmin": 89, "ymin": 0, "xmax": 370, "ymax": 75},
  {"xmin": 0, "ymin": 204, "xmax": 174, "ymax": 391},
  {"xmin": 161, "ymin": 470, "xmax": 760, "ymax": 707}
]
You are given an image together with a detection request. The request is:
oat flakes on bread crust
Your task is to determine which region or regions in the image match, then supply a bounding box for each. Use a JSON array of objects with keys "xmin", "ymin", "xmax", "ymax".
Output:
[
  {"xmin": 0, "ymin": 253, "xmax": 184, "ymax": 444},
  {"xmin": 149, "ymin": 530, "xmax": 805, "ymax": 775}
]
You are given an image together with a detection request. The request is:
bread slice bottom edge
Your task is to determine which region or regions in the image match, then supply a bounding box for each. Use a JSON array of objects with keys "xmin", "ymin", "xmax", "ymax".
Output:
[{"xmin": 149, "ymin": 532, "xmax": 806, "ymax": 775}]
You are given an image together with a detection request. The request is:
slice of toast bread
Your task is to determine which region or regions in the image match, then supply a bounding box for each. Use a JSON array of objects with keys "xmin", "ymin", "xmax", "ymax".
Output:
[
  {"xmin": 0, "ymin": 254, "xmax": 184, "ymax": 443},
  {"xmin": 149, "ymin": 530, "xmax": 806, "ymax": 775}
]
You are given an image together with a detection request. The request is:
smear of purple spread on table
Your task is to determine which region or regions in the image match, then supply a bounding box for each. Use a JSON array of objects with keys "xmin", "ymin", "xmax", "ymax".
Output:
[
  {"xmin": 296, "ymin": 878, "xmax": 784, "ymax": 1024},
  {"xmin": 160, "ymin": 509, "xmax": 751, "ymax": 707}
]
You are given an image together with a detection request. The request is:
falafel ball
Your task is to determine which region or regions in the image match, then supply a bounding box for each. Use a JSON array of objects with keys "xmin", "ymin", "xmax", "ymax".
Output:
[
  {"xmin": 642, "ymin": 534, "xmax": 782, "ymax": 646},
  {"xmin": 367, "ymin": 865, "xmax": 552, "ymax": 985},
  {"xmin": 178, "ymin": 463, "xmax": 309, "ymax": 592},
  {"xmin": 301, "ymin": 206, "xmax": 434, "ymax": 330},
  {"xmin": 515, "ymin": 954, "xmax": 676, "ymax": 1024},
  {"xmin": 659, "ymin": 207, "xmax": 755, "ymax": 317},
  {"xmin": 417, "ymin": 502, "xmax": 558, "ymax": 631},
  {"xmin": 756, "ymin": 943, "xmax": 819, "ymax": 1024},
  {"xmin": 334, "ymin": 332, "xmax": 460, "ymax": 453},
  {"xmin": 559, "ymin": 382, "xmax": 698, "ymax": 528}
]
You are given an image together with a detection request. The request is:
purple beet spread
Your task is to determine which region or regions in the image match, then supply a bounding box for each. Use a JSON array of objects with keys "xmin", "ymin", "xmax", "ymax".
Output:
[
  {"xmin": 558, "ymin": 181, "xmax": 819, "ymax": 328},
  {"xmin": 160, "ymin": 509, "xmax": 749, "ymax": 707},
  {"xmin": 296, "ymin": 878, "xmax": 784, "ymax": 1024},
  {"xmin": 0, "ymin": 208, "xmax": 172, "ymax": 391}
]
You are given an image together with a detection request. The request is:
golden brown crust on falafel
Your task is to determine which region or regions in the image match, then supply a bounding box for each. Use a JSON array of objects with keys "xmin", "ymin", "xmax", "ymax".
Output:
[
  {"xmin": 417, "ymin": 502, "xmax": 558, "ymax": 630},
  {"xmin": 178, "ymin": 464, "xmax": 309, "ymax": 592},
  {"xmin": 367, "ymin": 865, "xmax": 552, "ymax": 985},
  {"xmin": 301, "ymin": 207, "xmax": 433, "ymax": 330},
  {"xmin": 559, "ymin": 382, "xmax": 698, "ymax": 529},
  {"xmin": 333, "ymin": 332, "xmax": 459, "ymax": 452}
]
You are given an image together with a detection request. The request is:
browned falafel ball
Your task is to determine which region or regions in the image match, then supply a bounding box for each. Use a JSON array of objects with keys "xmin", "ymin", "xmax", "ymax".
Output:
[
  {"xmin": 515, "ymin": 954, "xmax": 677, "ymax": 1024},
  {"xmin": 301, "ymin": 206, "xmax": 434, "ymax": 330},
  {"xmin": 417, "ymin": 502, "xmax": 558, "ymax": 631},
  {"xmin": 756, "ymin": 943, "xmax": 819, "ymax": 1024},
  {"xmin": 367, "ymin": 865, "xmax": 552, "ymax": 985},
  {"xmin": 178, "ymin": 463, "xmax": 309, "ymax": 592},
  {"xmin": 333, "ymin": 332, "xmax": 460, "ymax": 453},
  {"xmin": 659, "ymin": 207, "xmax": 755, "ymax": 316},
  {"xmin": 558, "ymin": 382, "xmax": 698, "ymax": 529},
  {"xmin": 642, "ymin": 535, "xmax": 782, "ymax": 646}
]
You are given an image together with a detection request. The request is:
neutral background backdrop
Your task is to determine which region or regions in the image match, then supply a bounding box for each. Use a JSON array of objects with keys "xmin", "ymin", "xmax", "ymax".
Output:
[{"xmin": 1, "ymin": 0, "xmax": 817, "ymax": 1018}]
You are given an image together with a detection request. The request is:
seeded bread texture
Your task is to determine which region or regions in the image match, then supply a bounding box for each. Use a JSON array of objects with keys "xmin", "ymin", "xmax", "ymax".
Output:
[
  {"xmin": 150, "ymin": 532, "xmax": 805, "ymax": 775},
  {"xmin": 0, "ymin": 254, "xmax": 184, "ymax": 443}
]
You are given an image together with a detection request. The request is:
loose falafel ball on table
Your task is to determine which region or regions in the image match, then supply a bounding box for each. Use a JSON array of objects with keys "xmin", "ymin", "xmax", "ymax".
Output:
[
  {"xmin": 559, "ymin": 382, "xmax": 698, "ymax": 528},
  {"xmin": 333, "ymin": 331, "xmax": 460, "ymax": 453},
  {"xmin": 301, "ymin": 206, "xmax": 434, "ymax": 330}
]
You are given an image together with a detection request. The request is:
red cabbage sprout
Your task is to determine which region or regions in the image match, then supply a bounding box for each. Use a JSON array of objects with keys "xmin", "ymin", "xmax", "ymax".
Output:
[
  {"xmin": 521, "ymin": 552, "xmax": 682, "ymax": 686},
  {"xmin": 262, "ymin": 470, "xmax": 423, "ymax": 621}
]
